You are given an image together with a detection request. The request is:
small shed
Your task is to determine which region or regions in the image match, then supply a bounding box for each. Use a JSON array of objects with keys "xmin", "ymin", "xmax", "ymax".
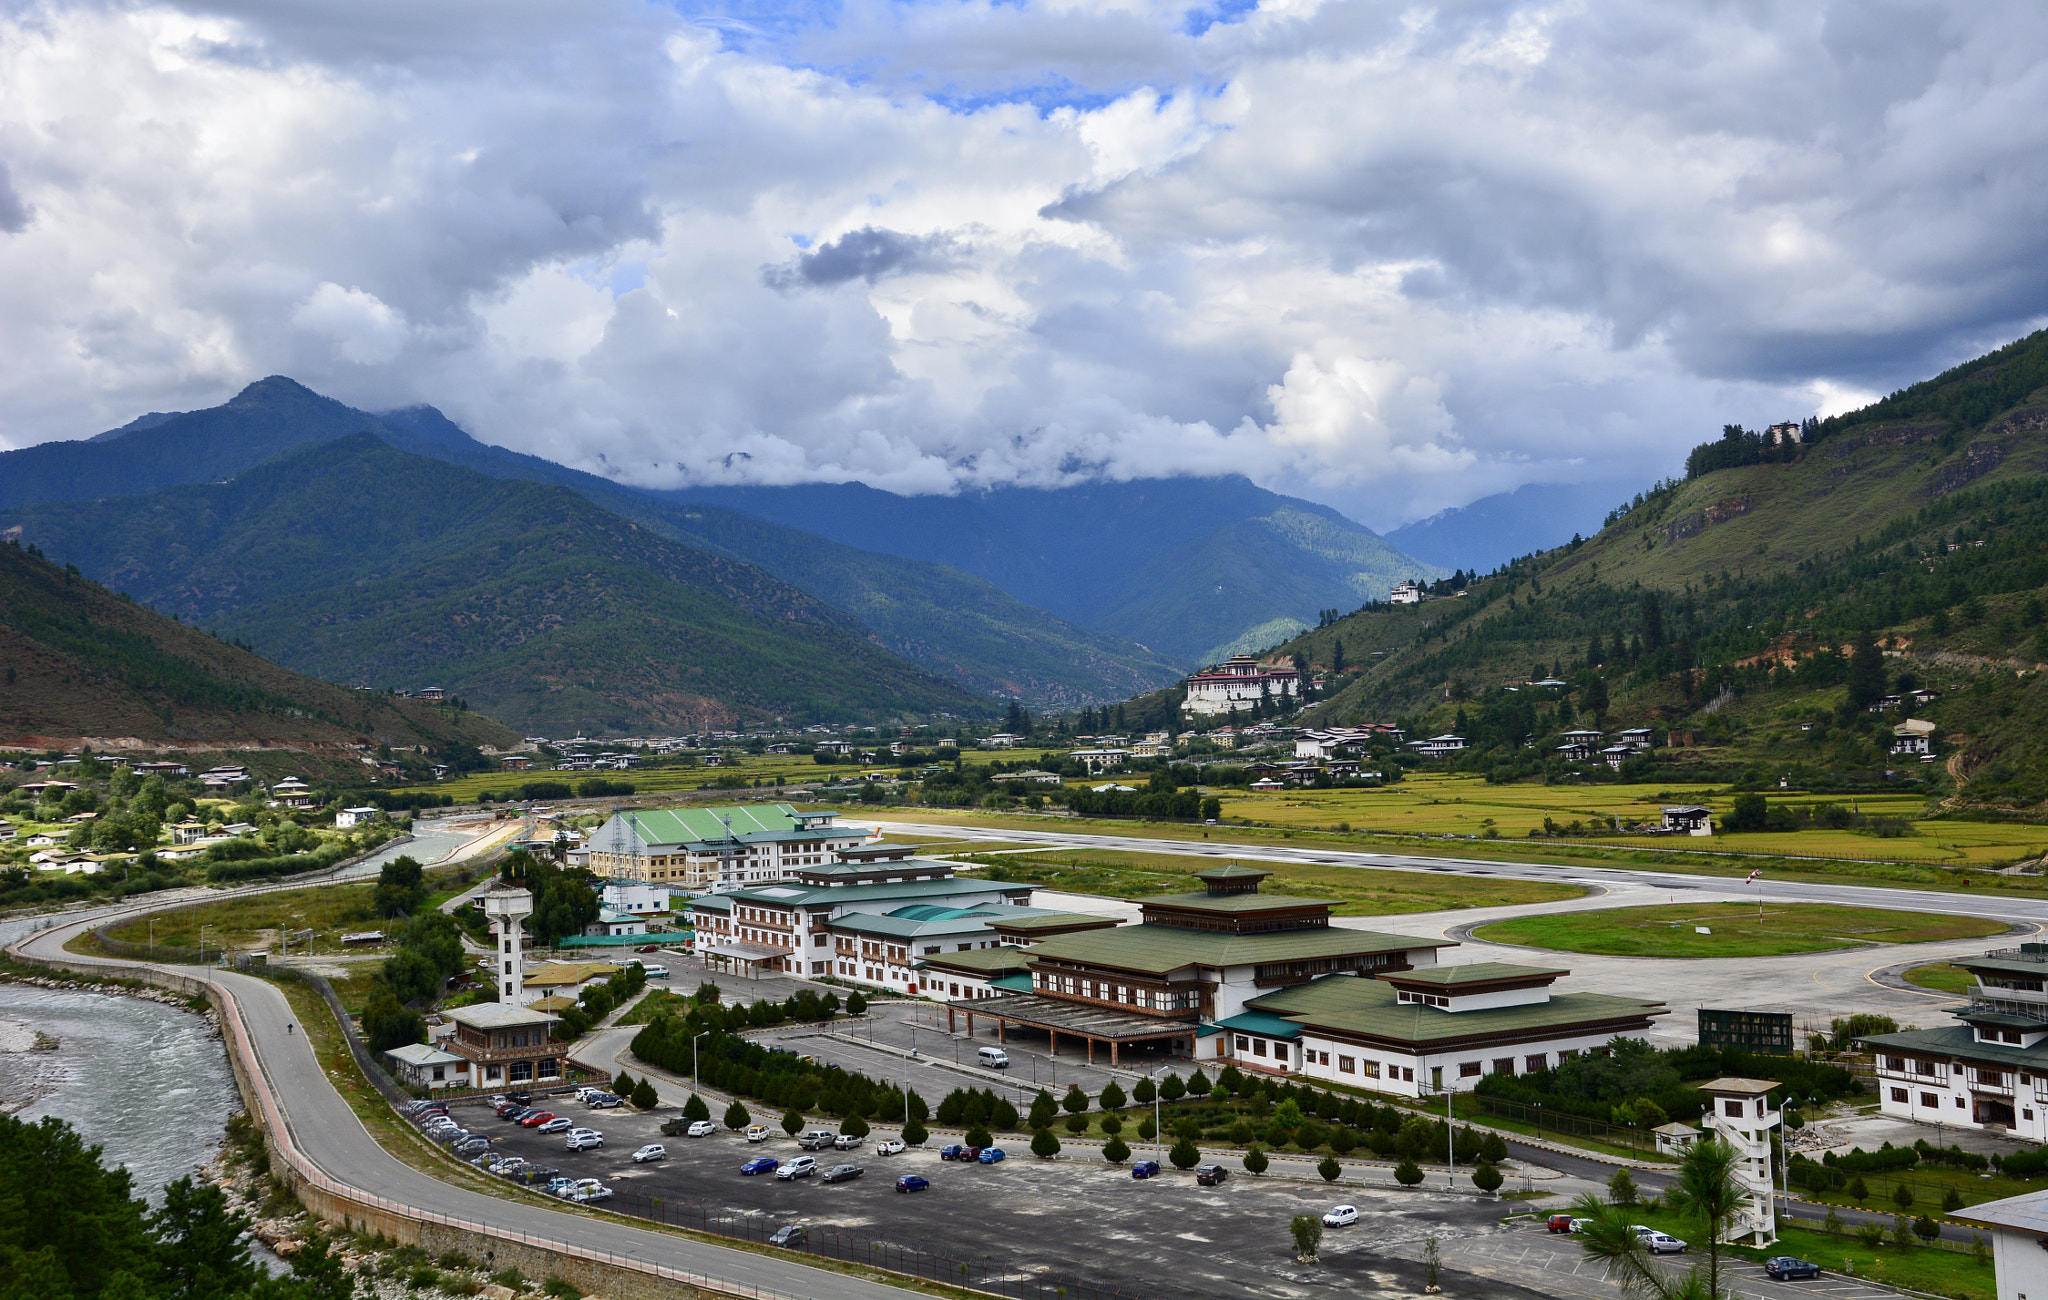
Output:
[{"xmin": 1652, "ymin": 1121, "xmax": 1701, "ymax": 1156}]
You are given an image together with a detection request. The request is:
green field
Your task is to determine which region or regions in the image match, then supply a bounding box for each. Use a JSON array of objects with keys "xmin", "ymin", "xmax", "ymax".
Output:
[
  {"xmin": 100, "ymin": 863, "xmax": 483, "ymax": 955},
  {"xmin": 1610, "ymin": 1205, "xmax": 1992, "ymax": 1300},
  {"xmin": 1903, "ymin": 962, "xmax": 1975, "ymax": 995},
  {"xmin": 964, "ymin": 848, "xmax": 1582, "ymax": 915},
  {"xmin": 1474, "ymin": 903, "xmax": 2008, "ymax": 958}
]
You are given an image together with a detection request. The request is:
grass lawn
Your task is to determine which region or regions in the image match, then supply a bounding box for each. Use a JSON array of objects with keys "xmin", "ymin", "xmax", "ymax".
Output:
[
  {"xmin": 962, "ymin": 848, "xmax": 1584, "ymax": 915},
  {"xmin": 1474, "ymin": 903, "xmax": 2009, "ymax": 958},
  {"xmin": 102, "ymin": 861, "xmax": 485, "ymax": 955},
  {"xmin": 1610, "ymin": 1204, "xmax": 1993, "ymax": 1300},
  {"xmin": 1904, "ymin": 962, "xmax": 1975, "ymax": 995},
  {"xmin": 618, "ymin": 988, "xmax": 693, "ymax": 1024}
]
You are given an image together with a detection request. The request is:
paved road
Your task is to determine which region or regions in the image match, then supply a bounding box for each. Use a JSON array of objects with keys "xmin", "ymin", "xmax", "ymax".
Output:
[{"xmin": 7, "ymin": 901, "xmax": 921, "ymax": 1300}]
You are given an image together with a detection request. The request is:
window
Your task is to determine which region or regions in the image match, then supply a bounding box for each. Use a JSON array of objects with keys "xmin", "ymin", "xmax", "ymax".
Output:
[
  {"xmin": 1884, "ymin": 1054, "xmax": 1906, "ymax": 1072},
  {"xmin": 1890, "ymin": 1087, "xmax": 1908, "ymax": 1103},
  {"xmin": 1401, "ymin": 1067, "xmax": 1413, "ymax": 1082},
  {"xmin": 1339, "ymin": 1056, "xmax": 1356, "ymax": 1074},
  {"xmin": 1253, "ymin": 1039, "xmax": 1267, "ymax": 1057},
  {"xmin": 1493, "ymin": 1058, "xmax": 1516, "ymax": 1076},
  {"xmin": 1235, "ymin": 1035, "xmax": 1250, "ymax": 1051},
  {"xmin": 1525, "ymin": 1054, "xmax": 1547, "ymax": 1072},
  {"xmin": 1922, "ymin": 1092, "xmax": 1940, "ymax": 1108},
  {"xmin": 1957, "ymin": 1097, "xmax": 1967, "ymax": 1108},
  {"xmin": 1558, "ymin": 1049, "xmax": 1578, "ymax": 1062},
  {"xmin": 1459, "ymin": 1061, "xmax": 1481, "ymax": 1078}
]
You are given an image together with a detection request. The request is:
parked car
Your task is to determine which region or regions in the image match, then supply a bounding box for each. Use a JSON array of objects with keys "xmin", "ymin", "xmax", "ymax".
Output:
[
  {"xmin": 1131, "ymin": 1161, "xmax": 1161, "ymax": 1179},
  {"xmin": 519, "ymin": 1111, "xmax": 555, "ymax": 1128},
  {"xmin": 1195, "ymin": 1164, "xmax": 1228, "ymax": 1186},
  {"xmin": 977, "ymin": 1147, "xmax": 1006, "ymax": 1164},
  {"xmin": 487, "ymin": 1094, "xmax": 511, "ymax": 1107},
  {"xmin": 544, "ymin": 1176, "xmax": 578, "ymax": 1195},
  {"xmin": 767, "ymin": 1225, "xmax": 807, "ymax": 1249},
  {"xmin": 506, "ymin": 1091, "xmax": 532, "ymax": 1105},
  {"xmin": 776, "ymin": 1157, "xmax": 819, "ymax": 1180},
  {"xmin": 587, "ymin": 1093, "xmax": 623, "ymax": 1109},
  {"xmin": 745, "ymin": 1125, "xmax": 773, "ymax": 1143},
  {"xmin": 741, "ymin": 1157, "xmax": 779, "ymax": 1175},
  {"xmin": 822, "ymin": 1164, "xmax": 864, "ymax": 1183},
  {"xmin": 895, "ymin": 1174, "xmax": 930, "ymax": 1193},
  {"xmin": 833, "ymin": 1133, "xmax": 864, "ymax": 1151},
  {"xmin": 939, "ymin": 1144, "xmax": 982, "ymax": 1162},
  {"xmin": 1323, "ymin": 1205, "xmax": 1360, "ymax": 1227},
  {"xmin": 632, "ymin": 1144, "xmax": 667, "ymax": 1163},
  {"xmin": 1637, "ymin": 1231, "xmax": 1687, "ymax": 1255},
  {"xmin": 687, "ymin": 1120, "xmax": 717, "ymax": 1138},
  {"xmin": 797, "ymin": 1129, "xmax": 836, "ymax": 1151},
  {"xmin": 875, "ymin": 1139, "xmax": 907, "ymax": 1156},
  {"xmin": 565, "ymin": 1132, "xmax": 604, "ymax": 1151},
  {"xmin": 453, "ymin": 1137, "xmax": 492, "ymax": 1155},
  {"xmin": 496, "ymin": 1104, "xmax": 527, "ymax": 1119},
  {"xmin": 538, "ymin": 1117, "xmax": 574, "ymax": 1134},
  {"xmin": 569, "ymin": 1184, "xmax": 612, "ymax": 1203},
  {"xmin": 573, "ymin": 1086, "xmax": 605, "ymax": 1103},
  {"xmin": 636, "ymin": 944, "xmax": 661, "ymax": 953},
  {"xmin": 1764, "ymin": 1257, "xmax": 1822, "ymax": 1281}
]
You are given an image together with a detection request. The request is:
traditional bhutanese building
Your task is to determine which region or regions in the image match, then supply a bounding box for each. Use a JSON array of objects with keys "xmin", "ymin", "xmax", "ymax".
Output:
[
  {"xmin": 1861, "ymin": 944, "xmax": 2048, "ymax": 1140},
  {"xmin": 1182, "ymin": 656, "xmax": 1302, "ymax": 717},
  {"xmin": 585, "ymin": 803, "xmax": 865, "ymax": 890}
]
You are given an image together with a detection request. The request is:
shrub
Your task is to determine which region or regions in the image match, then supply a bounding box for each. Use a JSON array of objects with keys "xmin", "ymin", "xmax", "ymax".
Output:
[
  {"xmin": 1290, "ymin": 1214, "xmax": 1323, "ymax": 1261},
  {"xmin": 631, "ymin": 1079, "xmax": 658, "ymax": 1109},
  {"xmin": 613, "ymin": 1070, "xmax": 635, "ymax": 1095},
  {"xmin": 1063, "ymin": 1084, "xmax": 1090, "ymax": 1115},
  {"xmin": 1608, "ymin": 1167, "xmax": 1639, "ymax": 1206},
  {"xmin": 723, "ymin": 1101, "xmax": 750, "ymax": 1131},
  {"xmin": 1100, "ymin": 1114, "xmax": 1123, "ymax": 1136},
  {"xmin": 1856, "ymin": 1222, "xmax": 1886, "ymax": 1248},
  {"xmin": 842, "ymin": 1113, "xmax": 870, "ymax": 1139},
  {"xmin": 1329, "ymin": 1126, "xmax": 1356, "ymax": 1155},
  {"xmin": 1098, "ymin": 1080, "xmax": 1127, "ymax": 1111},
  {"xmin": 903, "ymin": 1119, "xmax": 928, "ymax": 1146},
  {"xmin": 1031, "ymin": 1129, "xmax": 1061, "ymax": 1159},
  {"xmin": 683, "ymin": 1093, "xmax": 710, "ymax": 1122},
  {"xmin": 965, "ymin": 1125, "xmax": 992, "ymax": 1148},
  {"xmin": 1943, "ymin": 1187, "xmax": 1965, "ymax": 1212},
  {"xmin": 1914, "ymin": 1215, "xmax": 1940, "ymax": 1244},
  {"xmin": 542, "ymin": 1276, "xmax": 583, "ymax": 1300},
  {"xmin": 1848, "ymin": 1176, "xmax": 1869, "ymax": 1204},
  {"xmin": 781, "ymin": 1109, "xmax": 804, "ymax": 1136},
  {"xmin": 846, "ymin": 992, "xmax": 866, "ymax": 1015},
  {"xmin": 1169, "ymin": 1139, "xmax": 1201, "ymax": 1170},
  {"xmin": 1893, "ymin": 1182, "xmax": 1914, "ymax": 1210},
  {"xmin": 1472, "ymin": 1161, "xmax": 1504, "ymax": 1194},
  {"xmin": 1317, "ymin": 1156, "xmax": 1341, "ymax": 1183},
  {"xmin": 1243, "ymin": 1145, "xmax": 1269, "ymax": 1175},
  {"xmin": 1102, "ymin": 1136, "xmax": 1130, "ymax": 1164},
  {"xmin": 1394, "ymin": 1160, "xmax": 1425, "ymax": 1187},
  {"xmin": 1137, "ymin": 1116, "xmax": 1157, "ymax": 1142},
  {"xmin": 1065, "ymin": 1113, "xmax": 1087, "ymax": 1134}
]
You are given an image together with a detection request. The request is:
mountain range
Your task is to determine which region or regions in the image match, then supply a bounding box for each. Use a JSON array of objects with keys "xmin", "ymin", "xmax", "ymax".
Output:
[
  {"xmin": 0, "ymin": 378, "xmax": 1446, "ymax": 732},
  {"xmin": 0, "ymin": 435, "xmax": 993, "ymax": 735},
  {"xmin": 0, "ymin": 538, "xmax": 519, "ymax": 753}
]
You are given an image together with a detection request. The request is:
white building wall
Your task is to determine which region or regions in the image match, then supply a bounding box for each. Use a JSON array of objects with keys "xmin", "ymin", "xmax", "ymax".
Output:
[
  {"xmin": 1290, "ymin": 1027, "xmax": 1628, "ymax": 1099},
  {"xmin": 1990, "ymin": 1227, "xmax": 2048, "ymax": 1300}
]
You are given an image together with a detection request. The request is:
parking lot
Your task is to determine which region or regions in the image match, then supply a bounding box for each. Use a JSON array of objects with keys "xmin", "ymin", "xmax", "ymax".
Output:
[{"xmin": 448, "ymin": 1097, "xmax": 1552, "ymax": 1300}]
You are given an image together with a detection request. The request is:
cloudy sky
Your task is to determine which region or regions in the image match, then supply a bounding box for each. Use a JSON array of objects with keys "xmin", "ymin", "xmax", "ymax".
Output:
[{"xmin": 2, "ymin": 0, "xmax": 2045, "ymax": 527}]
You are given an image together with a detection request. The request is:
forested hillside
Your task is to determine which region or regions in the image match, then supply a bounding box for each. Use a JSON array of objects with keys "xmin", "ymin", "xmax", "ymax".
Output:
[
  {"xmin": 0, "ymin": 436, "xmax": 990, "ymax": 733},
  {"xmin": 1280, "ymin": 328, "xmax": 2048, "ymax": 810},
  {"xmin": 0, "ymin": 539, "xmax": 519, "ymax": 752}
]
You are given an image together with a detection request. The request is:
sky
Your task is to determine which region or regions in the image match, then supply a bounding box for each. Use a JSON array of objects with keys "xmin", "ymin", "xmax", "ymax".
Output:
[{"xmin": 1, "ymin": 0, "xmax": 2046, "ymax": 529}]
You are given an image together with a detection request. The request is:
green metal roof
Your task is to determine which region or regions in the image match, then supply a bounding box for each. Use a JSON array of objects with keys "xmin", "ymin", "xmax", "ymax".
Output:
[
  {"xmin": 1024, "ymin": 923, "xmax": 1440, "ymax": 977},
  {"xmin": 1246, "ymin": 974, "xmax": 1666, "ymax": 1048},
  {"xmin": 889, "ymin": 904, "xmax": 982, "ymax": 922},
  {"xmin": 991, "ymin": 972, "xmax": 1035, "ymax": 992},
  {"xmin": 1196, "ymin": 863, "xmax": 1273, "ymax": 881},
  {"xmin": 913, "ymin": 946, "xmax": 1036, "ymax": 976},
  {"xmin": 687, "ymin": 876, "xmax": 1024, "ymax": 913},
  {"xmin": 1141, "ymin": 891, "xmax": 1332, "ymax": 915},
  {"xmin": 1859, "ymin": 1025, "xmax": 2048, "ymax": 1070},
  {"xmin": 1386, "ymin": 962, "xmax": 1568, "ymax": 987},
  {"xmin": 991, "ymin": 911, "xmax": 1118, "ymax": 932},
  {"xmin": 602, "ymin": 804, "xmax": 848, "ymax": 850},
  {"xmin": 1214, "ymin": 1011, "xmax": 1302, "ymax": 1039}
]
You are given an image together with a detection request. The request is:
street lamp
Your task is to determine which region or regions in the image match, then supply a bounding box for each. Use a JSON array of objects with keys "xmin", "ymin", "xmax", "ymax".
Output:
[
  {"xmin": 1151, "ymin": 1063, "xmax": 1168, "ymax": 1160},
  {"xmin": 692, "ymin": 1030, "xmax": 707, "ymax": 1091},
  {"xmin": 199, "ymin": 925, "xmax": 212, "ymax": 964}
]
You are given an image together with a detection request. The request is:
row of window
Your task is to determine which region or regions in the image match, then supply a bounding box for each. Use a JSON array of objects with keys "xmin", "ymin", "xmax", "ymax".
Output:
[{"xmin": 1035, "ymin": 972, "xmax": 1191, "ymax": 1011}]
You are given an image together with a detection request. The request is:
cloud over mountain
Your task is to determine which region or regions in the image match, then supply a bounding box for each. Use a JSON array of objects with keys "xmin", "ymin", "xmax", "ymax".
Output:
[{"xmin": 1, "ymin": 0, "xmax": 2045, "ymax": 525}]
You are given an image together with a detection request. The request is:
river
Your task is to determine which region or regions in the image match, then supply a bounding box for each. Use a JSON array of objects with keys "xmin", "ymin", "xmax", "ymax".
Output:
[{"xmin": 0, "ymin": 915, "xmax": 239, "ymax": 1202}]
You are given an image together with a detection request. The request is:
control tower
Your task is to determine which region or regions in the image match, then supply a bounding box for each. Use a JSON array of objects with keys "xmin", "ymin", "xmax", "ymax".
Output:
[{"xmin": 483, "ymin": 883, "xmax": 536, "ymax": 1004}]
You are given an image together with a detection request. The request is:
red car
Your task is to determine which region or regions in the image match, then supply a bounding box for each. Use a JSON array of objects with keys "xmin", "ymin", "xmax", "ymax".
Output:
[
  {"xmin": 520, "ymin": 1110, "xmax": 556, "ymax": 1128},
  {"xmin": 636, "ymin": 945, "xmax": 661, "ymax": 953}
]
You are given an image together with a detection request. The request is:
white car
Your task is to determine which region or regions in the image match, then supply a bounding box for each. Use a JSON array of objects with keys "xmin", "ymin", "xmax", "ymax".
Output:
[
  {"xmin": 1638, "ymin": 1230, "xmax": 1688, "ymax": 1255},
  {"xmin": 874, "ymin": 1139, "xmax": 907, "ymax": 1156},
  {"xmin": 776, "ymin": 1157, "xmax": 818, "ymax": 1180},
  {"xmin": 565, "ymin": 1130, "xmax": 604, "ymax": 1151},
  {"xmin": 1323, "ymin": 1205, "xmax": 1360, "ymax": 1227},
  {"xmin": 538, "ymin": 1117, "xmax": 574, "ymax": 1134},
  {"xmin": 632, "ymin": 1144, "xmax": 667, "ymax": 1163},
  {"xmin": 686, "ymin": 1120, "xmax": 717, "ymax": 1138}
]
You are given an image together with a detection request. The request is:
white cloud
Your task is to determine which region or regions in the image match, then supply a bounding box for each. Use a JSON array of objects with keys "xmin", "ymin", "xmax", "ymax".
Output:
[{"xmin": 2, "ymin": 0, "xmax": 2047, "ymax": 526}]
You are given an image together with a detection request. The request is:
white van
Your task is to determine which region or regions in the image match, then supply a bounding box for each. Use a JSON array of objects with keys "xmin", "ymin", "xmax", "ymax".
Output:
[
  {"xmin": 977, "ymin": 1046, "xmax": 1010, "ymax": 1069},
  {"xmin": 640, "ymin": 963, "xmax": 669, "ymax": 979}
]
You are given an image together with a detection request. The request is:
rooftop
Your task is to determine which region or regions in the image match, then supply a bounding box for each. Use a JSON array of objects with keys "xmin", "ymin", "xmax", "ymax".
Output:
[
  {"xmin": 688, "ymin": 876, "xmax": 1024, "ymax": 912},
  {"xmin": 443, "ymin": 1003, "xmax": 558, "ymax": 1030},
  {"xmin": 1246, "ymin": 973, "xmax": 1665, "ymax": 1048},
  {"xmin": 914, "ymin": 946, "xmax": 1036, "ymax": 976},
  {"xmin": 1383, "ymin": 962, "xmax": 1568, "ymax": 988},
  {"xmin": 1025, "ymin": 924, "xmax": 1442, "ymax": 978},
  {"xmin": 1697, "ymin": 1076, "xmax": 1780, "ymax": 1096}
]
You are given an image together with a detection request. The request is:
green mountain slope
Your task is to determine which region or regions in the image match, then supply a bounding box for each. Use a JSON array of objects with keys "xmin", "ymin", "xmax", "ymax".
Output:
[
  {"xmin": 0, "ymin": 436, "xmax": 989, "ymax": 733},
  {"xmin": 1281, "ymin": 327, "xmax": 2048, "ymax": 811},
  {"xmin": 0, "ymin": 539, "xmax": 520, "ymax": 752},
  {"xmin": 1102, "ymin": 503, "xmax": 1442, "ymax": 663},
  {"xmin": 0, "ymin": 380, "xmax": 1177, "ymax": 705}
]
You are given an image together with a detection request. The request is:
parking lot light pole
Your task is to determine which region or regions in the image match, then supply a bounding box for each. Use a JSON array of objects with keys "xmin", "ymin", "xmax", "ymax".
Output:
[
  {"xmin": 1152, "ymin": 1063, "xmax": 1167, "ymax": 1160},
  {"xmin": 692, "ymin": 1031, "xmax": 707, "ymax": 1091}
]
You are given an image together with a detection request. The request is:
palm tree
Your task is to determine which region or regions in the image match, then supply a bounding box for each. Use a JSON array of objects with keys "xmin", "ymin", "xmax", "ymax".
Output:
[{"xmin": 1571, "ymin": 1137, "xmax": 1747, "ymax": 1300}]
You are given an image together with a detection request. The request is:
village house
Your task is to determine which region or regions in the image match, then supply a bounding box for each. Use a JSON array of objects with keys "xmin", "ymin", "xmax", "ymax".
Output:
[
  {"xmin": 1182, "ymin": 655, "xmax": 1302, "ymax": 717},
  {"xmin": 584, "ymin": 803, "xmax": 866, "ymax": 891},
  {"xmin": 979, "ymin": 733, "xmax": 1024, "ymax": 749},
  {"xmin": 601, "ymin": 879, "xmax": 672, "ymax": 916},
  {"xmin": 438, "ymin": 1002, "xmax": 561, "ymax": 1087},
  {"xmin": 1390, "ymin": 580, "xmax": 1422, "ymax": 605},
  {"xmin": 1071, "ymin": 748, "xmax": 1132, "ymax": 774},
  {"xmin": 335, "ymin": 807, "xmax": 382, "ymax": 829},
  {"xmin": 1601, "ymin": 744, "xmax": 1634, "ymax": 771},
  {"xmin": 1892, "ymin": 718, "xmax": 1937, "ymax": 756},
  {"xmin": 384, "ymin": 1042, "xmax": 471, "ymax": 1090},
  {"xmin": 1616, "ymin": 727, "xmax": 1656, "ymax": 751},
  {"xmin": 1661, "ymin": 805, "xmax": 1714, "ymax": 835},
  {"xmin": 1407, "ymin": 734, "xmax": 1467, "ymax": 760}
]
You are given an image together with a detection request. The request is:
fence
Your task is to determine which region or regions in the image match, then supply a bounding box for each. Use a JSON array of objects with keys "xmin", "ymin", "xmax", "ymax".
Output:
[
  {"xmin": 1465, "ymin": 1094, "xmax": 1659, "ymax": 1153},
  {"xmin": 607, "ymin": 1187, "xmax": 1142, "ymax": 1300}
]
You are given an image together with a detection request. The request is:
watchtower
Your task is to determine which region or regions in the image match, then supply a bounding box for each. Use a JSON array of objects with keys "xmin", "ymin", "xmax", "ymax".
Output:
[
  {"xmin": 1700, "ymin": 1076, "xmax": 1780, "ymax": 1245},
  {"xmin": 483, "ymin": 883, "xmax": 535, "ymax": 1004}
]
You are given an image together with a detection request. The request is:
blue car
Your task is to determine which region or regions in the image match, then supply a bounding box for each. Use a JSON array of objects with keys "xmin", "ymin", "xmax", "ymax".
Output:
[
  {"xmin": 1131, "ymin": 1160, "xmax": 1161, "ymax": 1179},
  {"xmin": 895, "ymin": 1174, "xmax": 930, "ymax": 1193},
  {"xmin": 741, "ymin": 1157, "xmax": 779, "ymax": 1175},
  {"xmin": 977, "ymin": 1147, "xmax": 1006, "ymax": 1164}
]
